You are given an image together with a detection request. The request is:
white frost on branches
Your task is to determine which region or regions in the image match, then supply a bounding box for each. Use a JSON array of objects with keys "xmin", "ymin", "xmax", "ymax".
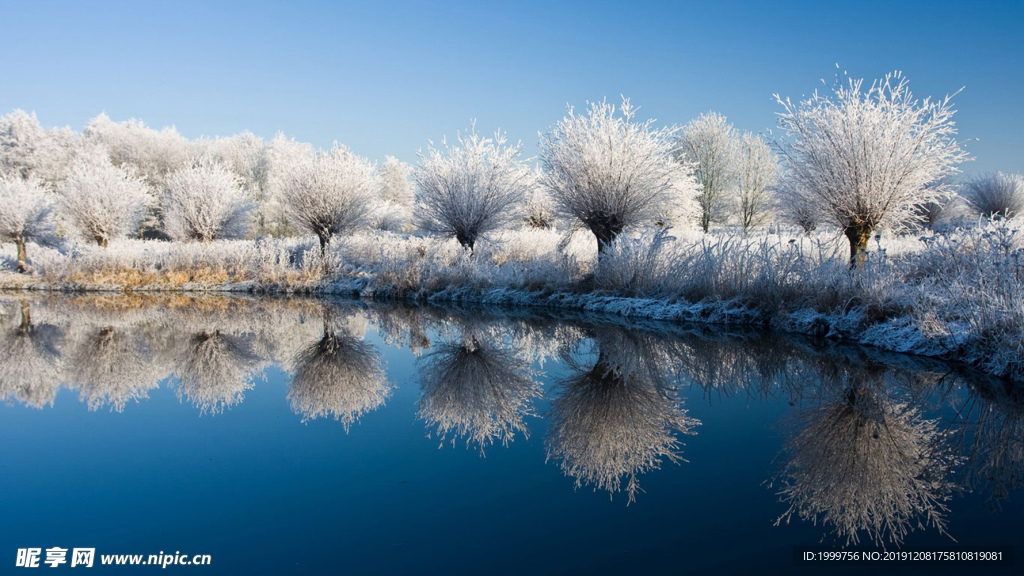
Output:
[
  {"xmin": 284, "ymin": 145, "xmax": 377, "ymax": 252},
  {"xmin": 774, "ymin": 71, "xmax": 968, "ymax": 264},
  {"xmin": 59, "ymin": 153, "xmax": 150, "ymax": 246},
  {"xmin": 0, "ymin": 174, "xmax": 58, "ymax": 272},
  {"xmin": 677, "ymin": 111, "xmax": 738, "ymax": 232},
  {"xmin": 540, "ymin": 98, "xmax": 696, "ymax": 253},
  {"xmin": 414, "ymin": 127, "xmax": 531, "ymax": 250},
  {"xmin": 961, "ymin": 172, "xmax": 1024, "ymax": 219},
  {"xmin": 163, "ymin": 157, "xmax": 254, "ymax": 242}
]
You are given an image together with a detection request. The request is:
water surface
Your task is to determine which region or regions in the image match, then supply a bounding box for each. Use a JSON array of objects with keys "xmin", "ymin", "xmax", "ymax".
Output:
[{"xmin": 1, "ymin": 295, "xmax": 1021, "ymax": 574}]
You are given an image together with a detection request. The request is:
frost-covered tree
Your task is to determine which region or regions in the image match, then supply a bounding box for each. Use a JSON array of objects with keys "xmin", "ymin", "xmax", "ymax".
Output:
[
  {"xmin": 163, "ymin": 157, "xmax": 254, "ymax": 242},
  {"xmin": 201, "ymin": 132, "xmax": 274, "ymax": 236},
  {"xmin": 0, "ymin": 110, "xmax": 80, "ymax": 187},
  {"xmin": 774, "ymin": 72, "xmax": 968, "ymax": 266},
  {"xmin": 59, "ymin": 154, "xmax": 149, "ymax": 246},
  {"xmin": 263, "ymin": 133, "xmax": 313, "ymax": 237},
  {"xmin": 0, "ymin": 110, "xmax": 49, "ymax": 180},
  {"xmin": 414, "ymin": 128, "xmax": 531, "ymax": 251},
  {"xmin": 677, "ymin": 112, "xmax": 738, "ymax": 232},
  {"xmin": 735, "ymin": 132, "xmax": 779, "ymax": 232},
  {"xmin": 372, "ymin": 156, "xmax": 415, "ymax": 232},
  {"xmin": 0, "ymin": 174, "xmax": 58, "ymax": 272},
  {"xmin": 284, "ymin": 145, "xmax": 377, "ymax": 253},
  {"xmin": 541, "ymin": 98, "xmax": 694, "ymax": 253},
  {"xmin": 961, "ymin": 172, "xmax": 1024, "ymax": 219},
  {"xmin": 83, "ymin": 113, "xmax": 193, "ymax": 194},
  {"xmin": 84, "ymin": 113, "xmax": 194, "ymax": 236}
]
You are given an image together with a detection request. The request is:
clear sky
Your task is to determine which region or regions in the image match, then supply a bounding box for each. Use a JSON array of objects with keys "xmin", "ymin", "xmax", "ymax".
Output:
[{"xmin": 2, "ymin": 0, "xmax": 1021, "ymax": 174}]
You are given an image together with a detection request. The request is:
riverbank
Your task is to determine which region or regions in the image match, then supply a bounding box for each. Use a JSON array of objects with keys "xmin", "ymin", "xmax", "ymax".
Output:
[{"xmin": 3, "ymin": 222, "xmax": 1021, "ymax": 381}]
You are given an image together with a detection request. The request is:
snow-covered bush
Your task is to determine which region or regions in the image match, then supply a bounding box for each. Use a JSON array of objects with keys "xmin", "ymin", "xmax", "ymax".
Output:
[
  {"xmin": 774, "ymin": 71, "xmax": 967, "ymax": 266},
  {"xmin": 961, "ymin": 172, "xmax": 1024, "ymax": 219},
  {"xmin": 414, "ymin": 128, "xmax": 531, "ymax": 250},
  {"xmin": 59, "ymin": 154, "xmax": 150, "ymax": 246},
  {"xmin": 284, "ymin": 145, "xmax": 377, "ymax": 253},
  {"xmin": 163, "ymin": 157, "xmax": 254, "ymax": 242},
  {"xmin": 540, "ymin": 98, "xmax": 696, "ymax": 253},
  {"xmin": 0, "ymin": 174, "xmax": 58, "ymax": 272}
]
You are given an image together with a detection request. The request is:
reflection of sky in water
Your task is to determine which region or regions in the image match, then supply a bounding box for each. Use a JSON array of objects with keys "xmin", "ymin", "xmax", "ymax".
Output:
[{"xmin": 0, "ymin": 295, "xmax": 1021, "ymax": 574}]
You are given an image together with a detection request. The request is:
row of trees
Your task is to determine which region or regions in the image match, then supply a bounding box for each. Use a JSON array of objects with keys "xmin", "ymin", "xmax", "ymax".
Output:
[{"xmin": 2, "ymin": 71, "xmax": 1016, "ymax": 272}]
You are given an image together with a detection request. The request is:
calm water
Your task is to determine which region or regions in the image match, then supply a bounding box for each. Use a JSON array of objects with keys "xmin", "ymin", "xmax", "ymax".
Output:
[{"xmin": 0, "ymin": 295, "xmax": 1021, "ymax": 575}]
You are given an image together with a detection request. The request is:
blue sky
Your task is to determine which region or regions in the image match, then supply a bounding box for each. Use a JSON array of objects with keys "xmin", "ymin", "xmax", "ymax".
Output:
[{"xmin": 2, "ymin": 0, "xmax": 1021, "ymax": 174}]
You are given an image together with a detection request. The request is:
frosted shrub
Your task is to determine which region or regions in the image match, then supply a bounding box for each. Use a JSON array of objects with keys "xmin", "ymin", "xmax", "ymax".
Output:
[
  {"xmin": 0, "ymin": 174, "xmax": 58, "ymax": 272},
  {"xmin": 164, "ymin": 157, "xmax": 254, "ymax": 242},
  {"xmin": 414, "ymin": 127, "xmax": 531, "ymax": 251},
  {"xmin": 59, "ymin": 155, "xmax": 150, "ymax": 246},
  {"xmin": 541, "ymin": 98, "xmax": 696, "ymax": 254},
  {"xmin": 285, "ymin": 145, "xmax": 377, "ymax": 253},
  {"xmin": 962, "ymin": 172, "xmax": 1024, "ymax": 219}
]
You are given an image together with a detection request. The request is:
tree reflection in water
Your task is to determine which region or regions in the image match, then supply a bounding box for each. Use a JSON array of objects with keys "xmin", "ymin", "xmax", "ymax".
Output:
[
  {"xmin": 175, "ymin": 329, "xmax": 262, "ymax": 414},
  {"xmin": 287, "ymin": 312, "xmax": 390, "ymax": 429},
  {"xmin": 0, "ymin": 300, "xmax": 63, "ymax": 408},
  {"xmin": 418, "ymin": 325, "xmax": 541, "ymax": 453},
  {"xmin": 545, "ymin": 327, "xmax": 699, "ymax": 503},
  {"xmin": 68, "ymin": 326, "xmax": 162, "ymax": 411},
  {"xmin": 773, "ymin": 356, "xmax": 961, "ymax": 546}
]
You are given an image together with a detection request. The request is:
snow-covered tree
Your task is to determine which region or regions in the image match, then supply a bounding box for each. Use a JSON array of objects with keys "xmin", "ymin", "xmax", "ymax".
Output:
[
  {"xmin": 83, "ymin": 113, "xmax": 194, "ymax": 236},
  {"xmin": 263, "ymin": 133, "xmax": 313, "ymax": 237},
  {"xmin": 414, "ymin": 127, "xmax": 531, "ymax": 251},
  {"xmin": 540, "ymin": 98, "xmax": 694, "ymax": 253},
  {"xmin": 284, "ymin": 145, "xmax": 377, "ymax": 253},
  {"xmin": 961, "ymin": 172, "xmax": 1024, "ymax": 219},
  {"xmin": 774, "ymin": 72, "xmax": 968, "ymax": 266},
  {"xmin": 0, "ymin": 174, "xmax": 58, "ymax": 272},
  {"xmin": 0, "ymin": 110, "xmax": 49, "ymax": 180},
  {"xmin": 163, "ymin": 157, "xmax": 254, "ymax": 242},
  {"xmin": 83, "ymin": 113, "xmax": 193, "ymax": 194},
  {"xmin": 59, "ymin": 154, "xmax": 150, "ymax": 246},
  {"xmin": 735, "ymin": 132, "xmax": 778, "ymax": 232},
  {"xmin": 677, "ymin": 111, "xmax": 738, "ymax": 232},
  {"xmin": 372, "ymin": 156, "xmax": 415, "ymax": 232},
  {"xmin": 202, "ymin": 132, "xmax": 273, "ymax": 236},
  {"xmin": 0, "ymin": 110, "xmax": 80, "ymax": 187}
]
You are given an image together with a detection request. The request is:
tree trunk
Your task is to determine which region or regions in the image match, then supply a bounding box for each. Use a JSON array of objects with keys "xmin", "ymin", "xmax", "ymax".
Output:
[
  {"xmin": 19, "ymin": 300, "xmax": 31, "ymax": 333},
  {"xmin": 845, "ymin": 225, "xmax": 872, "ymax": 269},
  {"xmin": 96, "ymin": 235, "xmax": 108, "ymax": 248},
  {"xmin": 591, "ymin": 219, "xmax": 624, "ymax": 254},
  {"xmin": 16, "ymin": 238, "xmax": 28, "ymax": 273},
  {"xmin": 318, "ymin": 233, "xmax": 330, "ymax": 256},
  {"xmin": 455, "ymin": 231, "xmax": 476, "ymax": 253}
]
